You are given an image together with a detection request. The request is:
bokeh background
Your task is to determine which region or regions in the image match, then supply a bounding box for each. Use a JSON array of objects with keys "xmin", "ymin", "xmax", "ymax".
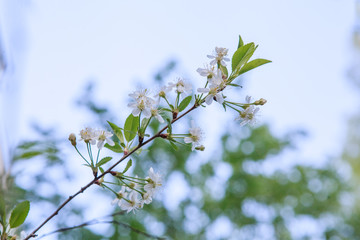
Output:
[{"xmin": 1, "ymin": 0, "xmax": 360, "ymax": 239}]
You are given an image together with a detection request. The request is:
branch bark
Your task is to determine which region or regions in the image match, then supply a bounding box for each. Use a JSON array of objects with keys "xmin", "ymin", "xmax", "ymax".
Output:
[{"xmin": 24, "ymin": 104, "xmax": 198, "ymax": 240}]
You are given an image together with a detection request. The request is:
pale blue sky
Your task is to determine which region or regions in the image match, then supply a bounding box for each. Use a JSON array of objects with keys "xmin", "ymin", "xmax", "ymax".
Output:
[
  {"xmin": 0, "ymin": 0, "xmax": 358, "ymax": 238},
  {"xmin": 4, "ymin": 0, "xmax": 355, "ymax": 164}
]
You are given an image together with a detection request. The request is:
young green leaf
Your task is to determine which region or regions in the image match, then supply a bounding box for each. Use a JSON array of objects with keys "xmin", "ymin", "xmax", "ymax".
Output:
[
  {"xmin": 237, "ymin": 35, "xmax": 244, "ymax": 49},
  {"xmin": 123, "ymin": 159, "xmax": 132, "ymax": 173},
  {"xmin": 96, "ymin": 156, "xmax": 113, "ymax": 167},
  {"xmin": 140, "ymin": 118, "xmax": 151, "ymax": 133},
  {"xmin": 107, "ymin": 121, "xmax": 125, "ymax": 144},
  {"xmin": 9, "ymin": 201, "xmax": 30, "ymax": 228},
  {"xmin": 231, "ymin": 42, "xmax": 255, "ymax": 72},
  {"xmin": 178, "ymin": 96, "xmax": 192, "ymax": 112},
  {"xmin": 99, "ymin": 167, "xmax": 105, "ymax": 174},
  {"xmin": 239, "ymin": 59, "xmax": 272, "ymax": 75},
  {"xmin": 169, "ymin": 140, "xmax": 178, "ymax": 151},
  {"xmin": 105, "ymin": 142, "xmax": 123, "ymax": 153},
  {"xmin": 219, "ymin": 64, "xmax": 228, "ymax": 78},
  {"xmin": 124, "ymin": 114, "xmax": 139, "ymax": 142}
]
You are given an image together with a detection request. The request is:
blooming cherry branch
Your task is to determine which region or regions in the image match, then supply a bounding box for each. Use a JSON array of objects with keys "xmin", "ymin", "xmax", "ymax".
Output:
[{"xmin": 21, "ymin": 35, "xmax": 270, "ymax": 240}]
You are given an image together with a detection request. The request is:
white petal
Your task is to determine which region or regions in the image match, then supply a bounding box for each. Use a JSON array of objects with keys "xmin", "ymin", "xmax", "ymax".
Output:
[
  {"xmin": 106, "ymin": 138, "xmax": 115, "ymax": 146},
  {"xmin": 209, "ymin": 59, "xmax": 217, "ymax": 65},
  {"xmin": 97, "ymin": 140, "xmax": 105, "ymax": 149},
  {"xmin": 216, "ymin": 94, "xmax": 224, "ymax": 104},
  {"xmin": 197, "ymin": 88, "xmax": 209, "ymax": 93},
  {"xmin": 156, "ymin": 114, "xmax": 164, "ymax": 123},
  {"xmin": 205, "ymin": 95, "xmax": 213, "ymax": 105},
  {"xmin": 142, "ymin": 108, "xmax": 151, "ymax": 118},
  {"xmin": 132, "ymin": 108, "xmax": 141, "ymax": 116},
  {"xmin": 184, "ymin": 137, "xmax": 193, "ymax": 143},
  {"xmin": 111, "ymin": 198, "xmax": 119, "ymax": 205}
]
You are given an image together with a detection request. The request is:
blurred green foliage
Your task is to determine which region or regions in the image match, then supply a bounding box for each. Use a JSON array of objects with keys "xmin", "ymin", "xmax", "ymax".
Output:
[{"xmin": 3, "ymin": 61, "xmax": 360, "ymax": 239}]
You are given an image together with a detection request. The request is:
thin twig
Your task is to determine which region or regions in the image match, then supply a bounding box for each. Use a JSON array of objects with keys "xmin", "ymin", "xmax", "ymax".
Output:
[
  {"xmin": 24, "ymin": 104, "xmax": 198, "ymax": 240},
  {"xmin": 37, "ymin": 213, "xmax": 165, "ymax": 240}
]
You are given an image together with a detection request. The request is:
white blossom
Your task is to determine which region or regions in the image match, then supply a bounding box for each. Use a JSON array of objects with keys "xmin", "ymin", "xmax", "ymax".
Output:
[
  {"xmin": 197, "ymin": 86, "xmax": 224, "ymax": 105},
  {"xmin": 95, "ymin": 130, "xmax": 115, "ymax": 149},
  {"xmin": 128, "ymin": 88, "xmax": 156, "ymax": 118},
  {"xmin": 141, "ymin": 191, "xmax": 153, "ymax": 206},
  {"xmin": 129, "ymin": 88, "xmax": 150, "ymax": 101},
  {"xmin": 111, "ymin": 186, "xmax": 127, "ymax": 206},
  {"xmin": 208, "ymin": 69, "xmax": 226, "ymax": 88},
  {"xmin": 120, "ymin": 192, "xmax": 142, "ymax": 213},
  {"xmin": 154, "ymin": 85, "xmax": 171, "ymax": 100},
  {"xmin": 196, "ymin": 64, "xmax": 216, "ymax": 78},
  {"xmin": 151, "ymin": 108, "xmax": 164, "ymax": 123},
  {"xmin": 144, "ymin": 167, "xmax": 162, "ymax": 194},
  {"xmin": 245, "ymin": 95, "xmax": 252, "ymax": 104},
  {"xmin": 236, "ymin": 105, "xmax": 260, "ymax": 126},
  {"xmin": 80, "ymin": 127, "xmax": 96, "ymax": 145},
  {"xmin": 207, "ymin": 47, "xmax": 230, "ymax": 66},
  {"xmin": 168, "ymin": 78, "xmax": 192, "ymax": 97},
  {"xmin": 184, "ymin": 120, "xmax": 204, "ymax": 151}
]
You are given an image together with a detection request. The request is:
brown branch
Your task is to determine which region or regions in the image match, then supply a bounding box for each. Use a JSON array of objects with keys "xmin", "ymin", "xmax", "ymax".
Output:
[
  {"xmin": 24, "ymin": 104, "xmax": 198, "ymax": 240},
  {"xmin": 37, "ymin": 212, "xmax": 165, "ymax": 240}
]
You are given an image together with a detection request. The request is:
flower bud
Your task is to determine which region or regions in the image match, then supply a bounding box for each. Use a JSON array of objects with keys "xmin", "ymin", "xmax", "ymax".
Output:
[
  {"xmin": 254, "ymin": 98, "xmax": 267, "ymax": 105},
  {"xmin": 159, "ymin": 90, "xmax": 166, "ymax": 98},
  {"xmin": 195, "ymin": 145, "xmax": 205, "ymax": 151},
  {"xmin": 95, "ymin": 177, "xmax": 104, "ymax": 185},
  {"xmin": 68, "ymin": 133, "xmax": 77, "ymax": 146}
]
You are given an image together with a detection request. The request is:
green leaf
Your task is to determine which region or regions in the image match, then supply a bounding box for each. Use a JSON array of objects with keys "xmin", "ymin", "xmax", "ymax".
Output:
[
  {"xmin": 99, "ymin": 167, "xmax": 104, "ymax": 174},
  {"xmin": 231, "ymin": 43, "xmax": 255, "ymax": 73},
  {"xmin": 237, "ymin": 35, "xmax": 244, "ymax": 49},
  {"xmin": 123, "ymin": 159, "xmax": 132, "ymax": 173},
  {"xmin": 222, "ymin": 103, "xmax": 227, "ymax": 112},
  {"xmin": 16, "ymin": 151, "xmax": 42, "ymax": 160},
  {"xmin": 107, "ymin": 121, "xmax": 125, "ymax": 144},
  {"xmin": 105, "ymin": 142, "xmax": 123, "ymax": 153},
  {"xmin": 161, "ymin": 108, "xmax": 172, "ymax": 112},
  {"xmin": 178, "ymin": 96, "xmax": 192, "ymax": 112},
  {"xmin": 228, "ymin": 83, "xmax": 242, "ymax": 87},
  {"xmin": 169, "ymin": 141, "xmax": 178, "ymax": 151},
  {"xmin": 96, "ymin": 156, "xmax": 113, "ymax": 167},
  {"xmin": 219, "ymin": 64, "xmax": 228, "ymax": 78},
  {"xmin": 9, "ymin": 201, "xmax": 30, "ymax": 228},
  {"xmin": 239, "ymin": 59, "xmax": 272, "ymax": 75},
  {"xmin": 124, "ymin": 114, "xmax": 139, "ymax": 142},
  {"xmin": 0, "ymin": 195, "xmax": 5, "ymax": 224},
  {"xmin": 140, "ymin": 118, "xmax": 151, "ymax": 133}
]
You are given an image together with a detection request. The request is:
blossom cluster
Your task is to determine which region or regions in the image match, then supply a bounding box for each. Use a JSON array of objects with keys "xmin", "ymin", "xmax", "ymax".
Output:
[
  {"xmin": 69, "ymin": 127, "xmax": 115, "ymax": 150},
  {"xmin": 110, "ymin": 167, "xmax": 162, "ymax": 213},
  {"xmin": 196, "ymin": 46, "xmax": 265, "ymax": 126},
  {"xmin": 67, "ymin": 40, "xmax": 268, "ymax": 215}
]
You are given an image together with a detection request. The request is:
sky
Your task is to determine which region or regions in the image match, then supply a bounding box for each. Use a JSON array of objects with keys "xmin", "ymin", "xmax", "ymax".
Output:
[
  {"xmin": 2, "ymin": 0, "xmax": 355, "ymax": 164},
  {"xmin": 0, "ymin": 0, "xmax": 358, "ymax": 238}
]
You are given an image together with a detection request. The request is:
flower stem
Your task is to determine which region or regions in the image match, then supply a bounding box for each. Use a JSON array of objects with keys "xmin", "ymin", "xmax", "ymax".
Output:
[
  {"xmin": 24, "ymin": 103, "xmax": 198, "ymax": 240},
  {"xmin": 74, "ymin": 146, "xmax": 91, "ymax": 166}
]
